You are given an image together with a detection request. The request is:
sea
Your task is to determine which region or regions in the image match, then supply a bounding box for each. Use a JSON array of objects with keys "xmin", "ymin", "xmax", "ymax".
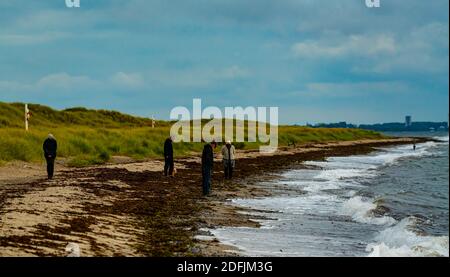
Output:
[{"xmin": 211, "ymin": 132, "xmax": 449, "ymax": 257}]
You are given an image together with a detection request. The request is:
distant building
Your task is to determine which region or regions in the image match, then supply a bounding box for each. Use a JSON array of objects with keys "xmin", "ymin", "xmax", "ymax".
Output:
[{"xmin": 405, "ymin": 116, "xmax": 412, "ymax": 127}]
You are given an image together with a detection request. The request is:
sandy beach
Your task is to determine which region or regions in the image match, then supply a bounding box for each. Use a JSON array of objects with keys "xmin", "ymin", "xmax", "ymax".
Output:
[{"xmin": 0, "ymin": 137, "xmax": 430, "ymax": 257}]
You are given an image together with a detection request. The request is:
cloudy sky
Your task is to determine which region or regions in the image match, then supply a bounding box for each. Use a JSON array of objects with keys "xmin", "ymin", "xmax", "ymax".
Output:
[{"xmin": 0, "ymin": 0, "xmax": 448, "ymax": 124}]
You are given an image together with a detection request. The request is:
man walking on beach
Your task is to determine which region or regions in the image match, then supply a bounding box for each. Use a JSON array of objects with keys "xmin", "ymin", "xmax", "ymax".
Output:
[
  {"xmin": 221, "ymin": 140, "xmax": 236, "ymax": 180},
  {"xmin": 202, "ymin": 140, "xmax": 217, "ymax": 196},
  {"xmin": 164, "ymin": 136, "xmax": 174, "ymax": 177},
  {"xmin": 43, "ymin": 134, "xmax": 57, "ymax": 179}
]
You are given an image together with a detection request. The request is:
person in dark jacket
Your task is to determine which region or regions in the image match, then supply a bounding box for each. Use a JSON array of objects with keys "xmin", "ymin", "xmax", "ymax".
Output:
[
  {"xmin": 43, "ymin": 134, "xmax": 57, "ymax": 179},
  {"xmin": 164, "ymin": 136, "xmax": 174, "ymax": 177},
  {"xmin": 202, "ymin": 140, "xmax": 217, "ymax": 196}
]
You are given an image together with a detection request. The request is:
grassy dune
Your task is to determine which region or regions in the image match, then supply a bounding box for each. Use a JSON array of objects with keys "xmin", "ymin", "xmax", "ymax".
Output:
[{"xmin": 0, "ymin": 102, "xmax": 385, "ymax": 166}]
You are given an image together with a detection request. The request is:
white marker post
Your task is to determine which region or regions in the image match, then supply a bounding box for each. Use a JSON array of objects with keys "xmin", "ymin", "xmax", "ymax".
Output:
[
  {"xmin": 25, "ymin": 104, "xmax": 29, "ymax": 131},
  {"xmin": 152, "ymin": 115, "xmax": 155, "ymax": 128}
]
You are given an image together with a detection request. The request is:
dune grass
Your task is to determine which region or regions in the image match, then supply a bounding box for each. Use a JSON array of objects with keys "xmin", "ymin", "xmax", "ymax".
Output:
[{"xmin": 0, "ymin": 102, "xmax": 385, "ymax": 167}]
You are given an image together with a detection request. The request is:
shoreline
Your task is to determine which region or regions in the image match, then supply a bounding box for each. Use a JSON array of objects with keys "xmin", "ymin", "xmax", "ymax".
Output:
[
  {"xmin": 194, "ymin": 137, "xmax": 436, "ymax": 256},
  {"xmin": 0, "ymin": 137, "xmax": 435, "ymax": 256}
]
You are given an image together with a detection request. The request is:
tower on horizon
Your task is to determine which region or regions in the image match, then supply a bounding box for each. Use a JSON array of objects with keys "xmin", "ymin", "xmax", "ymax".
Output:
[{"xmin": 405, "ymin": 116, "xmax": 412, "ymax": 127}]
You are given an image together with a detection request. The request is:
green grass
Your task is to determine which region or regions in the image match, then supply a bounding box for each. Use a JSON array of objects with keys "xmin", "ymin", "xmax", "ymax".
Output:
[{"xmin": 0, "ymin": 102, "xmax": 385, "ymax": 166}]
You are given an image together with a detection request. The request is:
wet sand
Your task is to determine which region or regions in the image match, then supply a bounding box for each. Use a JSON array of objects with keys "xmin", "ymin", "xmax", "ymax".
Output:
[{"xmin": 0, "ymin": 137, "xmax": 430, "ymax": 257}]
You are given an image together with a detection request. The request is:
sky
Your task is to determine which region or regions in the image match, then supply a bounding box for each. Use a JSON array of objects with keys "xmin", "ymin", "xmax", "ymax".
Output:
[{"xmin": 0, "ymin": 0, "xmax": 448, "ymax": 125}]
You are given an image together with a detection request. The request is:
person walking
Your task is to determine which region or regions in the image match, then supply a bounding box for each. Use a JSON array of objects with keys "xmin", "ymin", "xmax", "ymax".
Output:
[
  {"xmin": 43, "ymin": 134, "xmax": 57, "ymax": 179},
  {"xmin": 202, "ymin": 140, "xmax": 217, "ymax": 196},
  {"xmin": 221, "ymin": 140, "xmax": 236, "ymax": 180},
  {"xmin": 164, "ymin": 136, "xmax": 174, "ymax": 177}
]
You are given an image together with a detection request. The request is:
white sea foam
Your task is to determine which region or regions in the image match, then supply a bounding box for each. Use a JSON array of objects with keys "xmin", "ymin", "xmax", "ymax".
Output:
[
  {"xmin": 212, "ymin": 141, "xmax": 447, "ymax": 257},
  {"xmin": 278, "ymin": 169, "xmax": 364, "ymax": 192},
  {"xmin": 309, "ymin": 141, "xmax": 437, "ymax": 171},
  {"xmin": 434, "ymin": 135, "xmax": 449, "ymax": 142},
  {"xmin": 232, "ymin": 194, "xmax": 340, "ymax": 216},
  {"xmin": 347, "ymin": 143, "xmax": 432, "ymax": 181},
  {"xmin": 366, "ymin": 217, "xmax": 449, "ymax": 257},
  {"xmin": 315, "ymin": 168, "xmax": 373, "ymax": 181},
  {"xmin": 367, "ymin": 145, "xmax": 433, "ymax": 165},
  {"xmin": 294, "ymin": 161, "xmax": 375, "ymax": 192},
  {"xmin": 302, "ymin": 181, "xmax": 341, "ymax": 193},
  {"xmin": 341, "ymin": 196, "xmax": 397, "ymax": 226},
  {"xmin": 305, "ymin": 159, "xmax": 375, "ymax": 170}
]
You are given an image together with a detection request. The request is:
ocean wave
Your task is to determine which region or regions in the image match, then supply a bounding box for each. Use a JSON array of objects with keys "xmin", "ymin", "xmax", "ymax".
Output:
[
  {"xmin": 315, "ymin": 168, "xmax": 374, "ymax": 181},
  {"xmin": 302, "ymin": 181, "xmax": 341, "ymax": 193},
  {"xmin": 278, "ymin": 168, "xmax": 365, "ymax": 192},
  {"xmin": 308, "ymin": 142, "xmax": 436, "ymax": 172},
  {"xmin": 341, "ymin": 196, "xmax": 397, "ymax": 226},
  {"xmin": 232, "ymin": 194, "xmax": 341, "ymax": 215},
  {"xmin": 433, "ymin": 135, "xmax": 449, "ymax": 142},
  {"xmin": 372, "ymin": 145, "xmax": 434, "ymax": 165},
  {"xmin": 216, "ymin": 139, "xmax": 448, "ymax": 257},
  {"xmin": 366, "ymin": 217, "xmax": 449, "ymax": 257}
]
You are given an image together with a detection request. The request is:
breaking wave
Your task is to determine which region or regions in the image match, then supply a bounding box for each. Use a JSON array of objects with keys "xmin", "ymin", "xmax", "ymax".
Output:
[
  {"xmin": 366, "ymin": 217, "xmax": 449, "ymax": 257},
  {"xmin": 341, "ymin": 196, "xmax": 396, "ymax": 226}
]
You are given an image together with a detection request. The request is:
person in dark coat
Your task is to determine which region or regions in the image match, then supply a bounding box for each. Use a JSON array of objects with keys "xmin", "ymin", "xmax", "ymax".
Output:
[
  {"xmin": 164, "ymin": 136, "xmax": 174, "ymax": 177},
  {"xmin": 202, "ymin": 140, "xmax": 217, "ymax": 196},
  {"xmin": 43, "ymin": 134, "xmax": 57, "ymax": 179}
]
